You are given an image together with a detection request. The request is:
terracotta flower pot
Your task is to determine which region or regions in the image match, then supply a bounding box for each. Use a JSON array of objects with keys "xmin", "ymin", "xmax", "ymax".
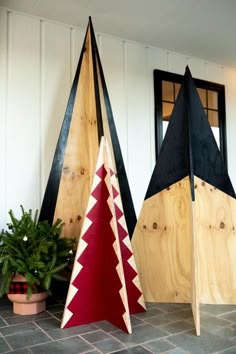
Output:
[{"xmin": 7, "ymin": 273, "xmax": 48, "ymax": 315}]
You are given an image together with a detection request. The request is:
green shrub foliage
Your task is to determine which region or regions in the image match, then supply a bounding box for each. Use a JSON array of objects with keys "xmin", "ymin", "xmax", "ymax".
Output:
[{"xmin": 0, "ymin": 206, "xmax": 76, "ymax": 298}]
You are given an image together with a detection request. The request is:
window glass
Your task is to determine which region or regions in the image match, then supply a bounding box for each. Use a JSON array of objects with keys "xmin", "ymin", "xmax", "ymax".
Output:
[
  {"xmin": 162, "ymin": 102, "xmax": 174, "ymax": 121},
  {"xmin": 208, "ymin": 90, "xmax": 218, "ymax": 110},
  {"xmin": 197, "ymin": 88, "xmax": 207, "ymax": 108},
  {"xmin": 162, "ymin": 81, "xmax": 174, "ymax": 101}
]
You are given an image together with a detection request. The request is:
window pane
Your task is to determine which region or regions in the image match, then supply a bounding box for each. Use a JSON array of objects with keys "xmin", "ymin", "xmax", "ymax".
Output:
[
  {"xmin": 208, "ymin": 110, "xmax": 219, "ymax": 127},
  {"xmin": 208, "ymin": 90, "xmax": 218, "ymax": 109},
  {"xmin": 174, "ymin": 83, "xmax": 181, "ymax": 100},
  {"xmin": 162, "ymin": 102, "xmax": 174, "ymax": 121},
  {"xmin": 197, "ymin": 88, "xmax": 207, "ymax": 107},
  {"xmin": 162, "ymin": 81, "xmax": 174, "ymax": 102}
]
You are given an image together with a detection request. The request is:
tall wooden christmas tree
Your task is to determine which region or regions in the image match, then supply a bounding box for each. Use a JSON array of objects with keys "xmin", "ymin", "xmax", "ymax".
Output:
[
  {"xmin": 132, "ymin": 67, "xmax": 236, "ymax": 335},
  {"xmin": 39, "ymin": 18, "xmax": 136, "ymax": 240}
]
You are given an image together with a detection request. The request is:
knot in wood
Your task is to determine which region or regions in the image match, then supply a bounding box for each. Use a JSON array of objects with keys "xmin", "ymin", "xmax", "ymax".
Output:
[
  {"xmin": 152, "ymin": 222, "xmax": 158, "ymax": 230},
  {"xmin": 220, "ymin": 222, "xmax": 225, "ymax": 229}
]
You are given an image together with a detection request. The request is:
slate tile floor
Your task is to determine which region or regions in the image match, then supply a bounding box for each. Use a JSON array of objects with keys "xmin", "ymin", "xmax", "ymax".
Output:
[{"xmin": 1, "ymin": 296, "xmax": 236, "ymax": 353}]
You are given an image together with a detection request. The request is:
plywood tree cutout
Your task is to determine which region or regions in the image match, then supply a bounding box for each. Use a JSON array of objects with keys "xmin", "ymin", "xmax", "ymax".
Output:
[
  {"xmin": 132, "ymin": 66, "xmax": 236, "ymax": 335},
  {"xmin": 61, "ymin": 137, "xmax": 145, "ymax": 333},
  {"xmin": 39, "ymin": 17, "xmax": 136, "ymax": 239}
]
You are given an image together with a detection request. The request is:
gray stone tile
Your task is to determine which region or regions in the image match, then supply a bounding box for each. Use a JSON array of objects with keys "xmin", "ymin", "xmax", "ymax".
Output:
[
  {"xmin": 0, "ymin": 322, "xmax": 37, "ymax": 336},
  {"xmin": 217, "ymin": 346, "xmax": 236, "ymax": 353},
  {"xmin": 145, "ymin": 315, "xmax": 175, "ymax": 327},
  {"xmin": 134, "ymin": 308, "xmax": 163, "ymax": 319},
  {"xmin": 201, "ymin": 304, "xmax": 236, "ymax": 316},
  {"xmin": 162, "ymin": 309, "xmax": 193, "ymax": 322},
  {"xmin": 34, "ymin": 317, "xmax": 61, "ymax": 331},
  {"xmin": 159, "ymin": 320, "xmax": 194, "ymax": 334},
  {"xmin": 52, "ymin": 311, "xmax": 63, "ymax": 320},
  {"xmin": 130, "ymin": 316, "xmax": 145, "ymax": 327},
  {"xmin": 5, "ymin": 349, "xmax": 32, "ymax": 354},
  {"xmin": 81, "ymin": 329, "xmax": 111, "ymax": 342},
  {"xmin": 212, "ymin": 325, "xmax": 236, "ymax": 339},
  {"xmin": 168, "ymin": 328, "xmax": 235, "ymax": 354},
  {"xmin": 93, "ymin": 338, "xmax": 125, "ymax": 353},
  {"xmin": 112, "ymin": 346, "xmax": 152, "ymax": 353},
  {"xmin": 200, "ymin": 312, "xmax": 231, "ymax": 330},
  {"xmin": 155, "ymin": 303, "xmax": 191, "ymax": 313},
  {"xmin": 94, "ymin": 320, "xmax": 120, "ymax": 332},
  {"xmin": 143, "ymin": 338, "xmax": 175, "ymax": 353},
  {"xmin": 4, "ymin": 329, "xmax": 51, "ymax": 350},
  {"xmin": 164, "ymin": 349, "xmax": 190, "ymax": 354},
  {"xmin": 30, "ymin": 336, "xmax": 93, "ymax": 354},
  {"xmin": 5, "ymin": 312, "xmax": 52, "ymax": 325},
  {"xmin": 220, "ymin": 311, "xmax": 236, "ymax": 323},
  {"xmin": 146, "ymin": 302, "xmax": 162, "ymax": 310},
  {"xmin": 0, "ymin": 309, "xmax": 14, "ymax": 318},
  {"xmin": 0, "ymin": 338, "xmax": 10, "ymax": 353},
  {"xmin": 0, "ymin": 318, "xmax": 7, "ymax": 328},
  {"xmin": 49, "ymin": 323, "xmax": 98, "ymax": 340},
  {"xmin": 111, "ymin": 324, "xmax": 168, "ymax": 347},
  {"xmin": 46, "ymin": 304, "xmax": 65, "ymax": 314},
  {"xmin": 145, "ymin": 309, "xmax": 193, "ymax": 328}
]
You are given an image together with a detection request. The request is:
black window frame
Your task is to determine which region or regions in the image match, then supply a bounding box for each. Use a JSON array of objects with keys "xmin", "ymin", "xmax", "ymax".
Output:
[{"xmin": 154, "ymin": 69, "xmax": 228, "ymax": 169}]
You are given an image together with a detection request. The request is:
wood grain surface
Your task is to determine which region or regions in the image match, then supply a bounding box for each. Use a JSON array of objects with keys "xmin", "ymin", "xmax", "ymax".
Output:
[
  {"xmin": 195, "ymin": 176, "xmax": 236, "ymax": 304},
  {"xmin": 132, "ymin": 177, "xmax": 191, "ymax": 303},
  {"xmin": 54, "ymin": 28, "xmax": 99, "ymax": 238}
]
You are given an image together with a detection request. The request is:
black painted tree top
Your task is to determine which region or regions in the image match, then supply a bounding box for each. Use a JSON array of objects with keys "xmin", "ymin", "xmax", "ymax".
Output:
[
  {"xmin": 146, "ymin": 66, "xmax": 235, "ymax": 201},
  {"xmin": 39, "ymin": 18, "xmax": 137, "ymax": 237}
]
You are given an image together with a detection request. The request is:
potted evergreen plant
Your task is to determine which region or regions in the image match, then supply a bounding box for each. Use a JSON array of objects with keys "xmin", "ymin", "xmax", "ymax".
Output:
[{"xmin": 0, "ymin": 206, "xmax": 75, "ymax": 315}]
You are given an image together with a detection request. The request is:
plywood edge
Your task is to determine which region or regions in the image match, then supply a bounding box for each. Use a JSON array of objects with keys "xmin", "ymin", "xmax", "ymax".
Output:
[{"xmin": 191, "ymin": 200, "xmax": 200, "ymax": 336}]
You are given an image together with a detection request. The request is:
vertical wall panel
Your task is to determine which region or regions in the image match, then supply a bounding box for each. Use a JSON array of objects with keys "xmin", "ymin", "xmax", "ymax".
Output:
[
  {"xmin": 41, "ymin": 21, "xmax": 71, "ymax": 195},
  {"xmin": 6, "ymin": 12, "xmax": 40, "ymax": 216},
  {"xmin": 71, "ymin": 27, "xmax": 84, "ymax": 81},
  {"xmin": 0, "ymin": 9, "xmax": 7, "ymax": 227},
  {"xmin": 206, "ymin": 62, "xmax": 224, "ymax": 83},
  {"xmin": 147, "ymin": 47, "xmax": 169, "ymax": 170},
  {"xmin": 100, "ymin": 35, "xmax": 127, "ymax": 166},
  {"xmin": 187, "ymin": 57, "xmax": 205, "ymax": 80},
  {"xmin": 148, "ymin": 47, "xmax": 169, "ymax": 72},
  {"xmin": 169, "ymin": 52, "xmax": 188, "ymax": 74},
  {"xmin": 125, "ymin": 42, "xmax": 151, "ymax": 214}
]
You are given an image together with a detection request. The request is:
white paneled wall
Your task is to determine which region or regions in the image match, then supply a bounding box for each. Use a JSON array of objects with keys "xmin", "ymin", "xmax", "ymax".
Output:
[
  {"xmin": 1, "ymin": 7, "xmax": 236, "ymax": 227},
  {"xmin": 5, "ymin": 12, "xmax": 41, "ymax": 213},
  {"xmin": 40, "ymin": 21, "xmax": 71, "ymax": 195},
  {"xmin": 0, "ymin": 9, "xmax": 7, "ymax": 224}
]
